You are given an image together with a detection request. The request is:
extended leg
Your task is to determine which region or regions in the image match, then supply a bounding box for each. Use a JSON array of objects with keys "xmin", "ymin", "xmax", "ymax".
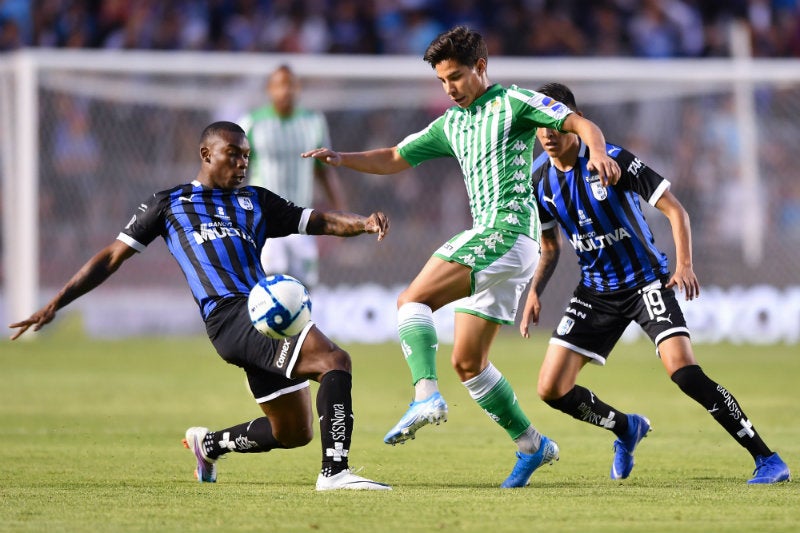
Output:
[
  {"xmin": 453, "ymin": 313, "xmax": 558, "ymax": 488},
  {"xmin": 661, "ymin": 336, "xmax": 790, "ymax": 484},
  {"xmin": 183, "ymin": 387, "xmax": 313, "ymax": 483},
  {"xmin": 384, "ymin": 258, "xmax": 470, "ymax": 445}
]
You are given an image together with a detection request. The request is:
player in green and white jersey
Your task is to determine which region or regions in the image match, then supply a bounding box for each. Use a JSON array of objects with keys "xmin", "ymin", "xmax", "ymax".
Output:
[
  {"xmin": 240, "ymin": 64, "xmax": 345, "ymax": 289},
  {"xmin": 303, "ymin": 26, "xmax": 620, "ymax": 488}
]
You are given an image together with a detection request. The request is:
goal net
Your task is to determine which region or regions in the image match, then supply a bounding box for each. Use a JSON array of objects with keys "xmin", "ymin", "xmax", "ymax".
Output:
[{"xmin": 2, "ymin": 49, "xmax": 799, "ymax": 343}]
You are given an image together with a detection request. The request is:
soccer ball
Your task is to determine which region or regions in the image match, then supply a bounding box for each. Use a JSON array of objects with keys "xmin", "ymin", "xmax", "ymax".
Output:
[{"xmin": 248, "ymin": 274, "xmax": 312, "ymax": 339}]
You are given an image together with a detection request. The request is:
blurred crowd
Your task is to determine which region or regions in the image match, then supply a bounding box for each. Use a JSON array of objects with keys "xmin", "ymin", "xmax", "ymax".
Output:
[
  {"xmin": 2, "ymin": 0, "xmax": 800, "ymax": 291},
  {"xmin": 1, "ymin": 0, "xmax": 799, "ymax": 57}
]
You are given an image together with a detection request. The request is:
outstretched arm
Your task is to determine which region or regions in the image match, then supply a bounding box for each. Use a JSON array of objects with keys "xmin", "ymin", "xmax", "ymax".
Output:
[
  {"xmin": 562, "ymin": 113, "xmax": 620, "ymax": 186},
  {"xmin": 306, "ymin": 210, "xmax": 389, "ymax": 241},
  {"xmin": 656, "ymin": 190, "xmax": 700, "ymax": 300},
  {"xmin": 520, "ymin": 227, "xmax": 561, "ymax": 338},
  {"xmin": 302, "ymin": 146, "xmax": 411, "ymax": 175},
  {"xmin": 8, "ymin": 240, "xmax": 137, "ymax": 340}
]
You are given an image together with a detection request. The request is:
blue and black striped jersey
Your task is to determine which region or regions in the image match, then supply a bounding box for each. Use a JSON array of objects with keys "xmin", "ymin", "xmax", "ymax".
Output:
[
  {"xmin": 532, "ymin": 142, "xmax": 671, "ymax": 292},
  {"xmin": 118, "ymin": 180, "xmax": 308, "ymax": 319}
]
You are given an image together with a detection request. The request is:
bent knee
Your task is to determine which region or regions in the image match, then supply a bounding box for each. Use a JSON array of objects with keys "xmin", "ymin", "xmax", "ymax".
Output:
[
  {"xmin": 537, "ymin": 379, "xmax": 565, "ymax": 402},
  {"xmin": 274, "ymin": 426, "xmax": 314, "ymax": 448},
  {"xmin": 397, "ymin": 290, "xmax": 414, "ymax": 308},
  {"xmin": 450, "ymin": 356, "xmax": 484, "ymax": 381},
  {"xmin": 326, "ymin": 347, "xmax": 351, "ymax": 373}
]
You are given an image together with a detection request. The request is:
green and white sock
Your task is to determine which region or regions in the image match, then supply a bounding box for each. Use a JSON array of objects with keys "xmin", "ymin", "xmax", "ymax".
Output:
[
  {"xmin": 397, "ymin": 302, "xmax": 439, "ymax": 395},
  {"xmin": 463, "ymin": 363, "xmax": 540, "ymax": 452}
]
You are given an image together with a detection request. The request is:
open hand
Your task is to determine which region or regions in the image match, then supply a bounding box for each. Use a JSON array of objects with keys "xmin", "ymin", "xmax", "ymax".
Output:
[
  {"xmin": 301, "ymin": 147, "xmax": 342, "ymax": 167},
  {"xmin": 9, "ymin": 304, "xmax": 57, "ymax": 340}
]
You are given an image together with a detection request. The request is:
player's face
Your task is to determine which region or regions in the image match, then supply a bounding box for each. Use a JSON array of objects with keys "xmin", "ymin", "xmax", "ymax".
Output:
[
  {"xmin": 203, "ymin": 131, "xmax": 250, "ymax": 190},
  {"xmin": 268, "ymin": 68, "xmax": 299, "ymax": 116},
  {"xmin": 536, "ymin": 125, "xmax": 578, "ymax": 159},
  {"xmin": 434, "ymin": 58, "xmax": 487, "ymax": 108}
]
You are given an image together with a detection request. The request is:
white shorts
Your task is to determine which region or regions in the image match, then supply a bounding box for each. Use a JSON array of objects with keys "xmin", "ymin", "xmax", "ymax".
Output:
[
  {"xmin": 434, "ymin": 228, "xmax": 540, "ymax": 325},
  {"xmin": 261, "ymin": 233, "xmax": 319, "ymax": 288}
]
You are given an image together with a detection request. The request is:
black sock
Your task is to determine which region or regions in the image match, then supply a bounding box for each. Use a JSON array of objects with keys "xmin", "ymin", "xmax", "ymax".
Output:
[
  {"xmin": 671, "ymin": 364, "xmax": 771, "ymax": 459},
  {"xmin": 317, "ymin": 370, "xmax": 353, "ymax": 477},
  {"xmin": 203, "ymin": 417, "xmax": 285, "ymax": 459},
  {"xmin": 545, "ymin": 385, "xmax": 629, "ymax": 437}
]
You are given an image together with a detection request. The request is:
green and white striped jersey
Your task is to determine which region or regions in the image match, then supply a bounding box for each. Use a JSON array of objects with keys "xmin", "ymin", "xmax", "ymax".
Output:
[
  {"xmin": 239, "ymin": 105, "xmax": 330, "ymax": 207},
  {"xmin": 397, "ymin": 84, "xmax": 571, "ymax": 240}
]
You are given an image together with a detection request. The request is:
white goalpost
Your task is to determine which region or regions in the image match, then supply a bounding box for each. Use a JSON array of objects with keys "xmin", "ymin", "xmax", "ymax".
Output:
[{"xmin": 2, "ymin": 42, "xmax": 799, "ymax": 342}]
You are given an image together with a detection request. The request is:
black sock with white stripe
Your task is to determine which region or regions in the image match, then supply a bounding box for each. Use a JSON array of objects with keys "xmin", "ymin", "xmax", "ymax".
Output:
[
  {"xmin": 203, "ymin": 417, "xmax": 285, "ymax": 459},
  {"xmin": 545, "ymin": 385, "xmax": 630, "ymax": 437},
  {"xmin": 317, "ymin": 370, "xmax": 353, "ymax": 477}
]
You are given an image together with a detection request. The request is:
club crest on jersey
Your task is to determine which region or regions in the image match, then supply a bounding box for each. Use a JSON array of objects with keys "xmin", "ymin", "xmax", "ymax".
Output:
[
  {"xmin": 591, "ymin": 182, "xmax": 607, "ymax": 201},
  {"xmin": 237, "ymin": 196, "xmax": 254, "ymax": 210},
  {"xmin": 585, "ymin": 173, "xmax": 607, "ymax": 201}
]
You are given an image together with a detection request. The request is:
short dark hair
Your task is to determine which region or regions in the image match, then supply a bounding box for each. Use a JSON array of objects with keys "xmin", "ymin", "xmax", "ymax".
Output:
[
  {"xmin": 537, "ymin": 82, "xmax": 578, "ymax": 112},
  {"xmin": 200, "ymin": 121, "xmax": 245, "ymax": 144},
  {"xmin": 423, "ymin": 26, "xmax": 487, "ymax": 69},
  {"xmin": 269, "ymin": 63, "xmax": 294, "ymax": 80}
]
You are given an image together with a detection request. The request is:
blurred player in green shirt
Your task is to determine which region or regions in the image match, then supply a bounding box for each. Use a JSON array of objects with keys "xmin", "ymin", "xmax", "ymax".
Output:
[{"xmin": 241, "ymin": 64, "xmax": 345, "ymax": 289}]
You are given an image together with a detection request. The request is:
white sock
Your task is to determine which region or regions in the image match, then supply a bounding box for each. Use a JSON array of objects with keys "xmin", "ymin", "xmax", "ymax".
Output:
[{"xmin": 414, "ymin": 378, "xmax": 439, "ymax": 401}]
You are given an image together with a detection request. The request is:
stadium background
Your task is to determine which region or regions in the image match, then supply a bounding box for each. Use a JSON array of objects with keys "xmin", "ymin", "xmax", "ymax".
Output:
[{"xmin": 1, "ymin": 1, "xmax": 799, "ymax": 343}]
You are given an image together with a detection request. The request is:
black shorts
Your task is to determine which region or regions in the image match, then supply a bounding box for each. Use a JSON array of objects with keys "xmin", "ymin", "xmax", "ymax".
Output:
[
  {"xmin": 550, "ymin": 279, "xmax": 690, "ymax": 364},
  {"xmin": 204, "ymin": 298, "xmax": 312, "ymax": 403}
]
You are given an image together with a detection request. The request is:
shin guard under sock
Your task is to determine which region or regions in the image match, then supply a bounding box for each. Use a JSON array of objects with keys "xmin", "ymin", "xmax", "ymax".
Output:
[
  {"xmin": 671, "ymin": 364, "xmax": 771, "ymax": 458},
  {"xmin": 204, "ymin": 417, "xmax": 285, "ymax": 459},
  {"xmin": 545, "ymin": 385, "xmax": 629, "ymax": 437},
  {"xmin": 464, "ymin": 363, "xmax": 535, "ymax": 444},
  {"xmin": 397, "ymin": 302, "xmax": 438, "ymax": 384},
  {"xmin": 317, "ymin": 370, "xmax": 353, "ymax": 476}
]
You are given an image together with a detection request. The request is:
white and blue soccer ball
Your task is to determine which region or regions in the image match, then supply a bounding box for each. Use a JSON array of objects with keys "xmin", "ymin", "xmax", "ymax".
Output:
[{"xmin": 248, "ymin": 274, "xmax": 312, "ymax": 339}]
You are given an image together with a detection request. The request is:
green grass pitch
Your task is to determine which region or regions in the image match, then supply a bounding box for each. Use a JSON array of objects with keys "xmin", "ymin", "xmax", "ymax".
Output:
[{"xmin": 2, "ymin": 320, "xmax": 798, "ymax": 532}]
